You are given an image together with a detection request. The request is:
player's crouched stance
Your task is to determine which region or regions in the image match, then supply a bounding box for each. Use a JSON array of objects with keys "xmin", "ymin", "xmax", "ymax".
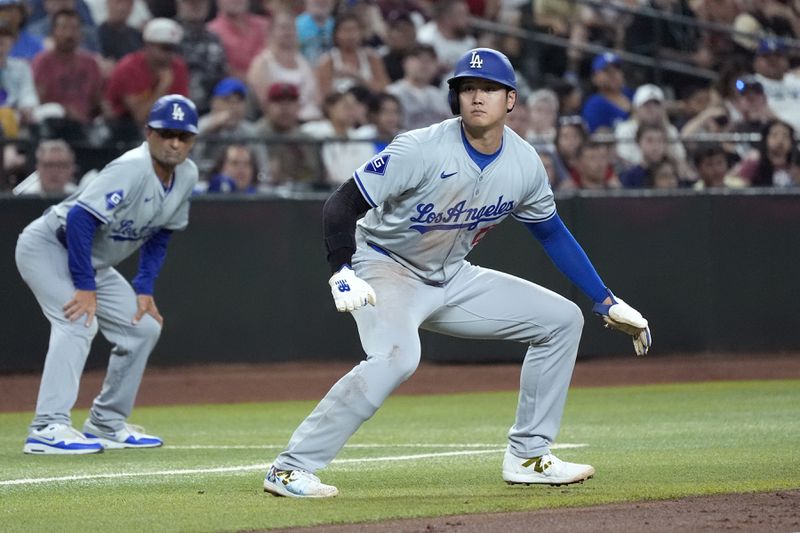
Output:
[
  {"xmin": 15, "ymin": 95, "xmax": 199, "ymax": 454},
  {"xmin": 263, "ymin": 48, "xmax": 651, "ymax": 497}
]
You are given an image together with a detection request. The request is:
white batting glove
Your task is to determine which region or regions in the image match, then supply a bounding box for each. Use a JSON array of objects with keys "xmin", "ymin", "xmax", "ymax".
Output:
[
  {"xmin": 593, "ymin": 296, "xmax": 652, "ymax": 356},
  {"xmin": 328, "ymin": 265, "xmax": 376, "ymax": 312}
]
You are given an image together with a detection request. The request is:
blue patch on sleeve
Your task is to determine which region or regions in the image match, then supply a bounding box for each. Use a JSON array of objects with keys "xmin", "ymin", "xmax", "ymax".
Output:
[
  {"xmin": 364, "ymin": 154, "xmax": 391, "ymax": 176},
  {"xmin": 105, "ymin": 190, "xmax": 124, "ymax": 210}
]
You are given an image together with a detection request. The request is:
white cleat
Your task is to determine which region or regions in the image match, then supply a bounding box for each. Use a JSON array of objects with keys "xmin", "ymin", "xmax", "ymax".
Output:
[
  {"xmin": 502, "ymin": 449, "xmax": 595, "ymax": 486},
  {"xmin": 23, "ymin": 423, "xmax": 104, "ymax": 455},
  {"xmin": 83, "ymin": 420, "xmax": 163, "ymax": 449},
  {"xmin": 263, "ymin": 465, "xmax": 339, "ymax": 498}
]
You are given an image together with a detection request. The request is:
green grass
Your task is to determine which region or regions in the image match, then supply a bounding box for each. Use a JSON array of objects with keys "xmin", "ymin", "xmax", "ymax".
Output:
[{"xmin": 1, "ymin": 380, "xmax": 798, "ymax": 532}]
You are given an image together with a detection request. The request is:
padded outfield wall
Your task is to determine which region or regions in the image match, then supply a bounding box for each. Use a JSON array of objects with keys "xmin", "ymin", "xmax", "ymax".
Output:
[{"xmin": 1, "ymin": 190, "xmax": 797, "ymax": 373}]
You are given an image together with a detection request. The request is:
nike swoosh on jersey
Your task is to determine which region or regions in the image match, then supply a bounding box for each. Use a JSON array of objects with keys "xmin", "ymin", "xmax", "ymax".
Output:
[{"xmin": 440, "ymin": 171, "xmax": 458, "ymax": 179}]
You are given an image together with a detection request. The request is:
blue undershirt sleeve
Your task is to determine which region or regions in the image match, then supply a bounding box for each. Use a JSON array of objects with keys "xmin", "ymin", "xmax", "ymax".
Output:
[
  {"xmin": 65, "ymin": 205, "xmax": 102, "ymax": 291},
  {"xmin": 524, "ymin": 213, "xmax": 609, "ymax": 304},
  {"xmin": 132, "ymin": 229, "xmax": 173, "ymax": 295}
]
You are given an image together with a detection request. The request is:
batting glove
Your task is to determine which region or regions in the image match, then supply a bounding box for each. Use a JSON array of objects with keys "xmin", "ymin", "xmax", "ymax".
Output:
[
  {"xmin": 593, "ymin": 295, "xmax": 652, "ymax": 356},
  {"xmin": 328, "ymin": 265, "xmax": 376, "ymax": 312}
]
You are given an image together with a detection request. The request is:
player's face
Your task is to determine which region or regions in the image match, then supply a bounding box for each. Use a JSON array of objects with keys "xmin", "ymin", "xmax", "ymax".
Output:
[
  {"xmin": 147, "ymin": 128, "xmax": 196, "ymax": 169},
  {"xmin": 458, "ymin": 78, "xmax": 515, "ymax": 131}
]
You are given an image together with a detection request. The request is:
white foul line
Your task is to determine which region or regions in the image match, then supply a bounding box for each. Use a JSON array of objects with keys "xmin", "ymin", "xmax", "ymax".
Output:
[
  {"xmin": 0, "ymin": 443, "xmax": 587, "ymax": 487},
  {"xmin": 166, "ymin": 443, "xmax": 588, "ymax": 450}
]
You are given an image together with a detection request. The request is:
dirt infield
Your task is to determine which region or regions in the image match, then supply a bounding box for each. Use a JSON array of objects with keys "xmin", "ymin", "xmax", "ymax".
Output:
[{"xmin": 1, "ymin": 352, "xmax": 798, "ymax": 532}]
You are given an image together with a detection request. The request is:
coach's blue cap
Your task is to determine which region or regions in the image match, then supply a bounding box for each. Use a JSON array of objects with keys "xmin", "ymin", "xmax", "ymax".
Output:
[
  {"xmin": 756, "ymin": 37, "xmax": 786, "ymax": 55},
  {"xmin": 592, "ymin": 52, "xmax": 622, "ymax": 73},
  {"xmin": 213, "ymin": 77, "xmax": 247, "ymax": 98}
]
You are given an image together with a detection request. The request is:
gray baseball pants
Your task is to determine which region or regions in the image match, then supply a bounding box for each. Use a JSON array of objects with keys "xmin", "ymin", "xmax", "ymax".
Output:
[
  {"xmin": 15, "ymin": 213, "xmax": 161, "ymax": 432},
  {"xmin": 274, "ymin": 253, "xmax": 583, "ymax": 473}
]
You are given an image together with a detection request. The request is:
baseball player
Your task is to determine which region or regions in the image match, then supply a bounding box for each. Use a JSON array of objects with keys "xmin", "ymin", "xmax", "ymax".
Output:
[
  {"xmin": 263, "ymin": 48, "xmax": 651, "ymax": 498},
  {"xmin": 15, "ymin": 95, "xmax": 199, "ymax": 454}
]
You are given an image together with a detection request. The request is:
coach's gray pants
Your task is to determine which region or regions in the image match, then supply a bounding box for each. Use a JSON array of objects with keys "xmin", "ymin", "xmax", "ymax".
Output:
[
  {"xmin": 15, "ymin": 215, "xmax": 161, "ymax": 432},
  {"xmin": 274, "ymin": 254, "xmax": 583, "ymax": 473}
]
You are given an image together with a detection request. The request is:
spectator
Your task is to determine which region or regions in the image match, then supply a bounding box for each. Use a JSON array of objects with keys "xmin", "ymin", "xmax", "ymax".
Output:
[
  {"xmin": 316, "ymin": 12, "xmax": 390, "ymax": 97},
  {"xmin": 206, "ymin": 143, "xmax": 259, "ymax": 193},
  {"xmin": 97, "ymin": 0, "xmax": 142, "ymax": 63},
  {"xmin": 254, "ymin": 82, "xmax": 322, "ymax": 186},
  {"xmin": 552, "ymin": 78, "xmax": 582, "ymax": 116},
  {"xmin": 295, "ymin": 0, "xmax": 335, "ymax": 65},
  {"xmin": 32, "ymin": 9, "xmax": 103, "ymax": 136},
  {"xmin": 0, "ymin": 18, "xmax": 39, "ymax": 130},
  {"xmin": 247, "ymin": 9, "xmax": 321, "ymax": 122},
  {"xmin": 754, "ymin": 38, "xmax": 800, "ymax": 131},
  {"xmin": 300, "ymin": 89, "xmax": 374, "ymax": 185},
  {"xmin": 735, "ymin": 119, "xmax": 798, "ymax": 187},
  {"xmin": 582, "ymin": 52, "xmax": 631, "ymax": 134},
  {"xmin": 650, "ymin": 158, "xmax": 680, "ymax": 189},
  {"xmin": 84, "ymin": 0, "xmax": 150, "ymax": 29},
  {"xmin": 417, "ymin": 0, "xmax": 476, "ymax": 75},
  {"xmin": 505, "ymin": 96, "xmax": 531, "ymax": 141},
  {"xmin": 614, "ymin": 84, "xmax": 687, "ymax": 170},
  {"xmin": 386, "ymin": 44, "xmax": 449, "ymax": 131},
  {"xmin": 671, "ymin": 83, "xmax": 711, "ymax": 131},
  {"xmin": 26, "ymin": 0, "xmax": 100, "ymax": 53},
  {"xmin": 618, "ymin": 123, "xmax": 669, "ymax": 188},
  {"xmin": 104, "ymin": 17, "xmax": 189, "ymax": 141},
  {"xmin": 345, "ymin": 0, "xmax": 387, "ymax": 48},
  {"xmin": 13, "ymin": 139, "xmax": 79, "ymax": 196},
  {"xmin": 196, "ymin": 77, "xmax": 269, "ymax": 180},
  {"xmin": 691, "ymin": 143, "xmax": 746, "ymax": 189},
  {"xmin": 731, "ymin": 75, "xmax": 776, "ymax": 135},
  {"xmin": 573, "ymin": 140, "xmax": 620, "ymax": 189},
  {"xmin": 176, "ymin": 0, "xmax": 228, "ymax": 115},
  {"xmin": 0, "ymin": 0, "xmax": 44, "ymax": 61},
  {"xmin": 554, "ymin": 114, "xmax": 587, "ymax": 179},
  {"xmin": 527, "ymin": 88, "xmax": 558, "ymax": 149},
  {"xmin": 379, "ymin": 9, "xmax": 416, "ymax": 82},
  {"xmin": 206, "ymin": 0, "xmax": 270, "ymax": 80},
  {"xmin": 354, "ymin": 91, "xmax": 403, "ymax": 153}
]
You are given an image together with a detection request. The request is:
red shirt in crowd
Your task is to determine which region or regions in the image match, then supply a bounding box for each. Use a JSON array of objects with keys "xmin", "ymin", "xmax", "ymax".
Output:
[
  {"xmin": 104, "ymin": 51, "xmax": 189, "ymax": 119},
  {"xmin": 32, "ymin": 49, "xmax": 103, "ymax": 125}
]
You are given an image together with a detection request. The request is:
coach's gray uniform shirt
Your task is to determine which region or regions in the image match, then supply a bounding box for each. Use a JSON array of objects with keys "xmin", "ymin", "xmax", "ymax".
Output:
[
  {"xmin": 352, "ymin": 118, "xmax": 555, "ymax": 284},
  {"xmin": 50, "ymin": 142, "xmax": 197, "ymax": 268}
]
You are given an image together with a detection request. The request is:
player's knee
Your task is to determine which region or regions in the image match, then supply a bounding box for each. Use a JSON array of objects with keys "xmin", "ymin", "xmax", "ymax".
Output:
[
  {"xmin": 553, "ymin": 300, "xmax": 584, "ymax": 334},
  {"xmin": 132, "ymin": 315, "xmax": 162, "ymax": 342},
  {"xmin": 385, "ymin": 346, "xmax": 420, "ymax": 383}
]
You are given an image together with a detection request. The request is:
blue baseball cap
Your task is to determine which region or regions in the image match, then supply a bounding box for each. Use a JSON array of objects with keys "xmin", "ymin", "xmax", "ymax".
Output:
[
  {"xmin": 592, "ymin": 52, "xmax": 622, "ymax": 73},
  {"xmin": 756, "ymin": 37, "xmax": 786, "ymax": 55},
  {"xmin": 213, "ymin": 77, "xmax": 247, "ymax": 98}
]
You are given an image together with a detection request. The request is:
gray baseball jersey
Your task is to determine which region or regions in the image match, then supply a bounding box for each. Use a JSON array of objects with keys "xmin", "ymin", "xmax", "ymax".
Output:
[
  {"xmin": 352, "ymin": 118, "xmax": 554, "ymax": 284},
  {"xmin": 51, "ymin": 142, "xmax": 197, "ymax": 268},
  {"xmin": 274, "ymin": 119, "xmax": 585, "ymax": 475}
]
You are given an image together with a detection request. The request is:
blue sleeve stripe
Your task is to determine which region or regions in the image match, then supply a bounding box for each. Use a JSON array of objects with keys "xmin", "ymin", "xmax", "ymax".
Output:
[
  {"xmin": 352, "ymin": 171, "xmax": 378, "ymax": 208},
  {"xmin": 76, "ymin": 201, "xmax": 110, "ymax": 224},
  {"xmin": 512, "ymin": 209, "xmax": 557, "ymax": 223},
  {"xmin": 523, "ymin": 214, "xmax": 608, "ymax": 303}
]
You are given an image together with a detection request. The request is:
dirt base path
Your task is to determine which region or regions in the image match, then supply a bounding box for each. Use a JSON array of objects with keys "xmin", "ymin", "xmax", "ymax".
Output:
[{"xmin": 1, "ymin": 352, "xmax": 798, "ymax": 532}]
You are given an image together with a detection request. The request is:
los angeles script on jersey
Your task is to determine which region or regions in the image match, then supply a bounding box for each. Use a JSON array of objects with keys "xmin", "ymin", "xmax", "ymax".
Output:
[
  {"xmin": 409, "ymin": 196, "xmax": 514, "ymax": 233},
  {"xmin": 109, "ymin": 219, "xmax": 162, "ymax": 241}
]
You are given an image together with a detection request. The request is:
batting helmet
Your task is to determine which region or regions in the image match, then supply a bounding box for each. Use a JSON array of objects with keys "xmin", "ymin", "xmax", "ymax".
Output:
[
  {"xmin": 447, "ymin": 48, "xmax": 517, "ymax": 115},
  {"xmin": 147, "ymin": 94, "xmax": 199, "ymax": 134}
]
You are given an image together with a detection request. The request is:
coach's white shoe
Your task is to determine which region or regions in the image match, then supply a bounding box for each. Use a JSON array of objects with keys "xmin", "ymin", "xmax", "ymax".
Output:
[
  {"xmin": 263, "ymin": 465, "xmax": 338, "ymax": 498},
  {"xmin": 502, "ymin": 449, "xmax": 595, "ymax": 486},
  {"xmin": 23, "ymin": 423, "xmax": 104, "ymax": 455},
  {"xmin": 83, "ymin": 420, "xmax": 163, "ymax": 449}
]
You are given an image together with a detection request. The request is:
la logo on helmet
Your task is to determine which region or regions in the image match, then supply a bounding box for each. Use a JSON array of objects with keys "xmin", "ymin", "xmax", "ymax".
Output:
[
  {"xmin": 171, "ymin": 103, "xmax": 185, "ymax": 121},
  {"xmin": 469, "ymin": 51, "xmax": 483, "ymax": 69}
]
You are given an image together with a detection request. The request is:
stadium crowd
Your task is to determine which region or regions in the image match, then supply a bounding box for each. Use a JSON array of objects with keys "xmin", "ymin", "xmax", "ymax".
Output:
[{"xmin": 2, "ymin": 0, "xmax": 800, "ymax": 195}]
